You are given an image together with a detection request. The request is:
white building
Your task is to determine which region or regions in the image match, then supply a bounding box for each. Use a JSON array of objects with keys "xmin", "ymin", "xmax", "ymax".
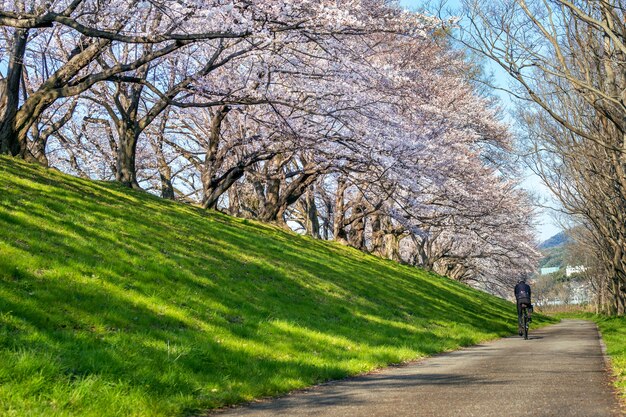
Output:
[{"xmin": 566, "ymin": 265, "xmax": 587, "ymax": 277}]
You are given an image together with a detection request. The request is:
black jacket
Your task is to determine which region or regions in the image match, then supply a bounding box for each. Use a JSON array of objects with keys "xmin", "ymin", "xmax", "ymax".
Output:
[{"xmin": 514, "ymin": 282, "xmax": 531, "ymax": 301}]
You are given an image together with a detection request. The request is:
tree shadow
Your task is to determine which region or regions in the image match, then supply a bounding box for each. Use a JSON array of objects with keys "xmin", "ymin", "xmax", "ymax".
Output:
[{"xmin": 0, "ymin": 157, "xmax": 541, "ymax": 416}]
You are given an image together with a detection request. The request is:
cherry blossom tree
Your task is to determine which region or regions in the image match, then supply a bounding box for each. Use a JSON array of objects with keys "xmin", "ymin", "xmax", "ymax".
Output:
[{"xmin": 0, "ymin": 1, "xmax": 540, "ymax": 293}]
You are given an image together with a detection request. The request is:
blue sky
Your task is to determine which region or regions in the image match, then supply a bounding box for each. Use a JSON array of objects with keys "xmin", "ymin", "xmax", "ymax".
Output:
[{"xmin": 399, "ymin": 0, "xmax": 561, "ymax": 242}]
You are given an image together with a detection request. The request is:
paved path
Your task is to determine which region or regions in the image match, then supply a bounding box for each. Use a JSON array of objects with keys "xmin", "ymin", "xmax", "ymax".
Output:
[{"xmin": 213, "ymin": 320, "xmax": 623, "ymax": 417}]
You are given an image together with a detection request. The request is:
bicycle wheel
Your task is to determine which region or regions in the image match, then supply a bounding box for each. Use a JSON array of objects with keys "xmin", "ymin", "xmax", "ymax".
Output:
[{"xmin": 523, "ymin": 309, "xmax": 529, "ymax": 340}]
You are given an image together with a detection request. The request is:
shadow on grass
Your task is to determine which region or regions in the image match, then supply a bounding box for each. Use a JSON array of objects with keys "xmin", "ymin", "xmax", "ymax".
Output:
[{"xmin": 0, "ymin": 157, "xmax": 552, "ymax": 416}]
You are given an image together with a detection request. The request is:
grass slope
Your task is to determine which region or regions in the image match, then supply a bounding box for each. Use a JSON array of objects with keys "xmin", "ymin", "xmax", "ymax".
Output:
[{"xmin": 0, "ymin": 157, "xmax": 552, "ymax": 416}]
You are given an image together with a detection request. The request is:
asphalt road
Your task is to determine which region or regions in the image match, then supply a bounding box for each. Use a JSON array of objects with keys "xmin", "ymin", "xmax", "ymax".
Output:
[{"xmin": 212, "ymin": 320, "xmax": 623, "ymax": 417}]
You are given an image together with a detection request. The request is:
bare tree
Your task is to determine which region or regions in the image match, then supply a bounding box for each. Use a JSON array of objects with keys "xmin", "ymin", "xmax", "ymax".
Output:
[{"xmin": 462, "ymin": 0, "xmax": 626, "ymax": 313}]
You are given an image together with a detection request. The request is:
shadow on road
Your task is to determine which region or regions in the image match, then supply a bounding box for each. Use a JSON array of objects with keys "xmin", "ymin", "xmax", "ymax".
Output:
[
  {"xmin": 212, "ymin": 320, "xmax": 622, "ymax": 417},
  {"xmin": 213, "ymin": 373, "xmax": 509, "ymax": 415}
]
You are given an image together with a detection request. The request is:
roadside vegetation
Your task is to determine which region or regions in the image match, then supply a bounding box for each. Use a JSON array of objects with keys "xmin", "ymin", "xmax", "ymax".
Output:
[
  {"xmin": 598, "ymin": 316, "xmax": 626, "ymax": 400},
  {"xmin": 0, "ymin": 157, "xmax": 553, "ymax": 416}
]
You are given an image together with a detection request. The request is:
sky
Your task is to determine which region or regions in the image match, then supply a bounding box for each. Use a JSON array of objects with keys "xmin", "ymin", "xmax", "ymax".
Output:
[{"xmin": 399, "ymin": 0, "xmax": 562, "ymax": 242}]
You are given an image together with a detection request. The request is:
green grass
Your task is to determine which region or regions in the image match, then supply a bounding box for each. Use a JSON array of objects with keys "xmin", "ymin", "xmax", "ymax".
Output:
[
  {"xmin": 552, "ymin": 311, "xmax": 626, "ymax": 401},
  {"xmin": 0, "ymin": 156, "xmax": 554, "ymax": 416}
]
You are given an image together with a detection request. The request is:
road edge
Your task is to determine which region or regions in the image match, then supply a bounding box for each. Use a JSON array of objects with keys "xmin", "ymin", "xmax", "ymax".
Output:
[{"xmin": 592, "ymin": 321, "xmax": 626, "ymax": 416}]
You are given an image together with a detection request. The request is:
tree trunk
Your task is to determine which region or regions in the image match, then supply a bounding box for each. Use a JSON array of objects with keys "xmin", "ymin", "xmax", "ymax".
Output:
[
  {"xmin": 30, "ymin": 135, "xmax": 49, "ymax": 166},
  {"xmin": 383, "ymin": 232, "xmax": 401, "ymax": 262},
  {"xmin": 116, "ymin": 128, "xmax": 140, "ymax": 189},
  {"xmin": 258, "ymin": 177, "xmax": 281, "ymax": 221},
  {"xmin": 333, "ymin": 177, "xmax": 348, "ymax": 243},
  {"xmin": 202, "ymin": 166, "xmax": 246, "ymax": 209},
  {"xmin": 305, "ymin": 186, "xmax": 320, "ymax": 238},
  {"xmin": 321, "ymin": 194, "xmax": 332, "ymax": 240},
  {"xmin": 257, "ymin": 171, "xmax": 319, "ymax": 224},
  {"xmin": 413, "ymin": 235, "xmax": 432, "ymax": 270},
  {"xmin": 0, "ymin": 29, "xmax": 28, "ymax": 157},
  {"xmin": 370, "ymin": 214, "xmax": 384, "ymax": 255},
  {"xmin": 201, "ymin": 106, "xmax": 230, "ymax": 207},
  {"xmin": 228, "ymin": 183, "xmax": 241, "ymax": 216},
  {"xmin": 3, "ymin": 38, "xmax": 110, "ymax": 158},
  {"xmin": 159, "ymin": 170, "xmax": 175, "ymax": 200},
  {"xmin": 348, "ymin": 203, "xmax": 366, "ymax": 250},
  {"xmin": 615, "ymin": 273, "xmax": 626, "ymax": 315},
  {"xmin": 154, "ymin": 145, "xmax": 174, "ymax": 199},
  {"xmin": 149, "ymin": 110, "xmax": 175, "ymax": 199},
  {"xmin": 383, "ymin": 214, "xmax": 402, "ymax": 262}
]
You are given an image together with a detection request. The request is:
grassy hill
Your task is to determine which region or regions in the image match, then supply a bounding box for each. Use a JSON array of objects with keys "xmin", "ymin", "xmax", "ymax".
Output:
[{"xmin": 0, "ymin": 157, "xmax": 552, "ymax": 417}]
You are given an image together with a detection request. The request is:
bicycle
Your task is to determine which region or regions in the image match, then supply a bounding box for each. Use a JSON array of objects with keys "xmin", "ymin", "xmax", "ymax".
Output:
[{"xmin": 519, "ymin": 303, "xmax": 533, "ymax": 340}]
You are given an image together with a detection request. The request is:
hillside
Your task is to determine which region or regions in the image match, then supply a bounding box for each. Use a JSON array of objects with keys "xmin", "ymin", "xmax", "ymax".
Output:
[
  {"xmin": 0, "ymin": 157, "xmax": 551, "ymax": 417},
  {"xmin": 539, "ymin": 246, "xmax": 566, "ymax": 269},
  {"xmin": 538, "ymin": 232, "xmax": 569, "ymax": 270},
  {"xmin": 539, "ymin": 231, "xmax": 568, "ymax": 250}
]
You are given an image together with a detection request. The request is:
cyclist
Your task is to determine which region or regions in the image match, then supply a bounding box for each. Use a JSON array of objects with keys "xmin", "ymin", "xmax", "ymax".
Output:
[{"xmin": 514, "ymin": 278, "xmax": 532, "ymax": 336}]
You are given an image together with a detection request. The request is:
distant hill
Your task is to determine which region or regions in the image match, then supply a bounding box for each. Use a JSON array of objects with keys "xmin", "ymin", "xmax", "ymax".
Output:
[
  {"xmin": 539, "ymin": 246, "xmax": 566, "ymax": 269},
  {"xmin": 539, "ymin": 231, "xmax": 568, "ymax": 250},
  {"xmin": 538, "ymin": 232, "xmax": 569, "ymax": 269}
]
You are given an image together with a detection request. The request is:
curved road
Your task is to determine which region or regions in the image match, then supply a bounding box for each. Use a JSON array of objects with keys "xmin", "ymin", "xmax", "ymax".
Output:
[{"xmin": 212, "ymin": 320, "xmax": 623, "ymax": 417}]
